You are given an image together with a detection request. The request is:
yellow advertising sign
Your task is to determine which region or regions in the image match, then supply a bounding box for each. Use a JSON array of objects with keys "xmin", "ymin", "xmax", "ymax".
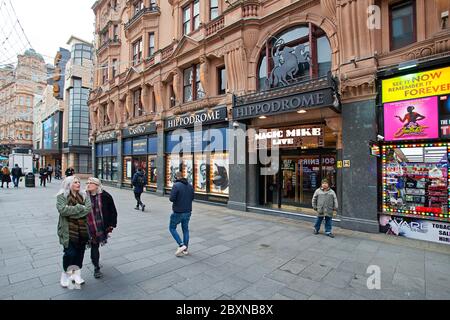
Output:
[{"xmin": 382, "ymin": 66, "xmax": 450, "ymax": 103}]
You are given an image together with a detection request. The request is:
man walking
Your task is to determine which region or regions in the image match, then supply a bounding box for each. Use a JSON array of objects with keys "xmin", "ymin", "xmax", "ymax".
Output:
[
  {"xmin": 39, "ymin": 166, "xmax": 47, "ymax": 187},
  {"xmin": 312, "ymin": 178, "xmax": 338, "ymax": 238},
  {"xmin": 47, "ymin": 164, "xmax": 53, "ymax": 183},
  {"xmin": 132, "ymin": 168, "xmax": 146, "ymax": 211},
  {"xmin": 169, "ymin": 171, "xmax": 194, "ymax": 257},
  {"xmin": 11, "ymin": 164, "xmax": 23, "ymax": 188}
]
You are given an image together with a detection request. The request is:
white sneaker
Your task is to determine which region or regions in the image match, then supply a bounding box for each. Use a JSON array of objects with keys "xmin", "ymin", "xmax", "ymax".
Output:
[
  {"xmin": 60, "ymin": 272, "xmax": 69, "ymax": 288},
  {"xmin": 183, "ymin": 250, "xmax": 189, "ymax": 256},
  {"xmin": 73, "ymin": 269, "xmax": 85, "ymax": 285},
  {"xmin": 175, "ymin": 245, "xmax": 187, "ymax": 257}
]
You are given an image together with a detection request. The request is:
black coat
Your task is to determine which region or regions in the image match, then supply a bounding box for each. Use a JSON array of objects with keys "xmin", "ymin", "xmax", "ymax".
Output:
[{"xmin": 101, "ymin": 191, "xmax": 118, "ymax": 229}]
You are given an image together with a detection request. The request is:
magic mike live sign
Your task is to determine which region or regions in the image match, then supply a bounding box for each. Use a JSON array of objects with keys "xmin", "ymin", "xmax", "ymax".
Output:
[{"xmin": 233, "ymin": 88, "xmax": 334, "ymax": 120}]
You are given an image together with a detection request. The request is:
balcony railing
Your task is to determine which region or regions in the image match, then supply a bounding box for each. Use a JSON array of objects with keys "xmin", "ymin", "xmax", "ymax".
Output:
[
  {"xmin": 205, "ymin": 16, "xmax": 225, "ymax": 37},
  {"xmin": 242, "ymin": 2, "xmax": 259, "ymax": 18},
  {"xmin": 97, "ymin": 38, "xmax": 121, "ymax": 54},
  {"xmin": 125, "ymin": 6, "xmax": 160, "ymax": 30}
]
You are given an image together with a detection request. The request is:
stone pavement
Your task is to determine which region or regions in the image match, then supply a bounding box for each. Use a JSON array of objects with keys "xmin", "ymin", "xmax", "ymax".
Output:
[{"xmin": 1, "ymin": 178, "xmax": 450, "ymax": 300}]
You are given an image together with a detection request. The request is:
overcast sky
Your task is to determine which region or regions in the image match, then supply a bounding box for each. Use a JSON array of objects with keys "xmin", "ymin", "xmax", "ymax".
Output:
[{"xmin": 13, "ymin": 0, "xmax": 95, "ymax": 64}]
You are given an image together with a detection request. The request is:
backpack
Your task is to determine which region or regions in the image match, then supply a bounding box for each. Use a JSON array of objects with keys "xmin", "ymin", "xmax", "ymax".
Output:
[{"xmin": 136, "ymin": 174, "xmax": 146, "ymax": 187}]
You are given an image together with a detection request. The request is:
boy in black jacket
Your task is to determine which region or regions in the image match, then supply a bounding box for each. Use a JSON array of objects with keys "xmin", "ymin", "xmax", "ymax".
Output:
[{"xmin": 169, "ymin": 171, "xmax": 194, "ymax": 257}]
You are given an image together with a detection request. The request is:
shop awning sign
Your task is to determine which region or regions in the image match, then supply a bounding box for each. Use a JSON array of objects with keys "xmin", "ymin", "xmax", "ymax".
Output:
[
  {"xmin": 232, "ymin": 88, "xmax": 334, "ymax": 120},
  {"xmin": 122, "ymin": 122, "xmax": 157, "ymax": 138}
]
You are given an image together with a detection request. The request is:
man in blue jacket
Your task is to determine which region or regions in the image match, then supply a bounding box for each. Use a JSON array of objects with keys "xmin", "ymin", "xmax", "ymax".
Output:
[{"xmin": 169, "ymin": 171, "xmax": 194, "ymax": 257}]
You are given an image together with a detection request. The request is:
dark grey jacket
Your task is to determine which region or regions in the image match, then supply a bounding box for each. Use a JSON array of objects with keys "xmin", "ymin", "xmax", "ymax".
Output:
[{"xmin": 312, "ymin": 188, "xmax": 338, "ymax": 217}]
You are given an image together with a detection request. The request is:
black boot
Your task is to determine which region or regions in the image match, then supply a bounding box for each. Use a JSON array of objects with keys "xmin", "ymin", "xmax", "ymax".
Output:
[{"xmin": 94, "ymin": 267, "xmax": 103, "ymax": 279}]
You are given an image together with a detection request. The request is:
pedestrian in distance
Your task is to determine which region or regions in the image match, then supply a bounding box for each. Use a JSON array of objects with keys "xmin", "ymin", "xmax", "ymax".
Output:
[
  {"xmin": 1, "ymin": 166, "xmax": 11, "ymax": 188},
  {"xmin": 39, "ymin": 167, "xmax": 47, "ymax": 187},
  {"xmin": 312, "ymin": 178, "xmax": 338, "ymax": 238},
  {"xmin": 65, "ymin": 167, "xmax": 75, "ymax": 177},
  {"xmin": 169, "ymin": 171, "xmax": 194, "ymax": 257},
  {"xmin": 85, "ymin": 177, "xmax": 118, "ymax": 279},
  {"xmin": 47, "ymin": 164, "xmax": 53, "ymax": 183},
  {"xmin": 11, "ymin": 164, "xmax": 23, "ymax": 188},
  {"xmin": 0, "ymin": 165, "xmax": 3, "ymax": 185},
  {"xmin": 131, "ymin": 168, "xmax": 146, "ymax": 212},
  {"xmin": 55, "ymin": 164, "xmax": 62, "ymax": 180},
  {"xmin": 56, "ymin": 176, "xmax": 92, "ymax": 288}
]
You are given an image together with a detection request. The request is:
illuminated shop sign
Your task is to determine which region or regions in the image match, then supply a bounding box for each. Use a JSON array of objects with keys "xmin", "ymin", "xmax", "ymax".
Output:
[
  {"xmin": 382, "ymin": 66, "xmax": 450, "ymax": 103},
  {"xmin": 253, "ymin": 126, "xmax": 324, "ymax": 149},
  {"xmin": 96, "ymin": 131, "xmax": 117, "ymax": 142},
  {"xmin": 233, "ymin": 88, "xmax": 334, "ymax": 120}
]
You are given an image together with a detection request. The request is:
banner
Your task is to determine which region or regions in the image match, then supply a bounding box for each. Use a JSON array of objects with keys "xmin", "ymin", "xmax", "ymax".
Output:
[
  {"xmin": 384, "ymin": 97, "xmax": 439, "ymax": 141},
  {"xmin": 382, "ymin": 66, "xmax": 450, "ymax": 103},
  {"xmin": 380, "ymin": 215, "xmax": 450, "ymax": 245}
]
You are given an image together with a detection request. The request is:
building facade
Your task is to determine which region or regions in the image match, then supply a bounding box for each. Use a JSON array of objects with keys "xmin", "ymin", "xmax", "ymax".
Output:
[
  {"xmin": 0, "ymin": 49, "xmax": 47, "ymax": 155},
  {"xmin": 62, "ymin": 37, "xmax": 95, "ymax": 177},
  {"xmin": 33, "ymin": 48, "xmax": 70, "ymax": 171},
  {"xmin": 89, "ymin": 0, "xmax": 450, "ymax": 241}
]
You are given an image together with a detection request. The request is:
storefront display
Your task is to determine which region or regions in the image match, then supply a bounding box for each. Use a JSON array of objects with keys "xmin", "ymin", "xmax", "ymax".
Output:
[
  {"xmin": 122, "ymin": 123, "xmax": 157, "ymax": 188},
  {"xmin": 95, "ymin": 140, "xmax": 118, "ymax": 181},
  {"xmin": 210, "ymin": 153, "xmax": 229, "ymax": 195},
  {"xmin": 165, "ymin": 124, "xmax": 230, "ymax": 200},
  {"xmin": 382, "ymin": 143, "xmax": 450, "ymax": 222}
]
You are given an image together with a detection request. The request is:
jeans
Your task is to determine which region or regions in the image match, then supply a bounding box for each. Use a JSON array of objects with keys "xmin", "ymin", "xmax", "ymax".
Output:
[
  {"xmin": 169, "ymin": 212, "xmax": 191, "ymax": 248},
  {"xmin": 12, "ymin": 176, "xmax": 19, "ymax": 187},
  {"xmin": 90, "ymin": 243, "xmax": 100, "ymax": 269},
  {"xmin": 47, "ymin": 172, "xmax": 52, "ymax": 182},
  {"xmin": 40, "ymin": 177, "xmax": 46, "ymax": 187},
  {"xmin": 134, "ymin": 192, "xmax": 143, "ymax": 207},
  {"xmin": 63, "ymin": 241, "xmax": 86, "ymax": 271},
  {"xmin": 314, "ymin": 216, "xmax": 333, "ymax": 234}
]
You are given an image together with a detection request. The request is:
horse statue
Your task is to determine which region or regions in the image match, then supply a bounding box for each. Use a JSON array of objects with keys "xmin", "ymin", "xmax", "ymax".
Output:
[{"xmin": 268, "ymin": 38, "xmax": 311, "ymax": 88}]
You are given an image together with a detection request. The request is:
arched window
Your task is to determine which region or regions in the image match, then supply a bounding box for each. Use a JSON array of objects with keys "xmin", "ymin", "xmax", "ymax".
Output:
[{"xmin": 257, "ymin": 24, "xmax": 332, "ymax": 90}]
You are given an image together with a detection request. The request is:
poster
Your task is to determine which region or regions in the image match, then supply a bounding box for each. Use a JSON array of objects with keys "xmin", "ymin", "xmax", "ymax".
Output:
[
  {"xmin": 148, "ymin": 156, "xmax": 157, "ymax": 186},
  {"xmin": 166, "ymin": 155, "xmax": 181, "ymax": 188},
  {"xmin": 182, "ymin": 155, "xmax": 194, "ymax": 185},
  {"xmin": 439, "ymin": 95, "xmax": 450, "ymax": 138},
  {"xmin": 380, "ymin": 215, "xmax": 450, "ymax": 245},
  {"xmin": 384, "ymin": 97, "xmax": 439, "ymax": 141},
  {"xmin": 126, "ymin": 159, "xmax": 132, "ymax": 179},
  {"xmin": 210, "ymin": 153, "xmax": 229, "ymax": 195},
  {"xmin": 194, "ymin": 154, "xmax": 207, "ymax": 193}
]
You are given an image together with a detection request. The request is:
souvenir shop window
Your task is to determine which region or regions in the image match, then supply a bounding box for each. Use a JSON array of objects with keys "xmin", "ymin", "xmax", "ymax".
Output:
[
  {"xmin": 210, "ymin": 152, "xmax": 229, "ymax": 196},
  {"xmin": 148, "ymin": 156, "xmax": 157, "ymax": 186},
  {"xmin": 382, "ymin": 143, "xmax": 450, "ymax": 222}
]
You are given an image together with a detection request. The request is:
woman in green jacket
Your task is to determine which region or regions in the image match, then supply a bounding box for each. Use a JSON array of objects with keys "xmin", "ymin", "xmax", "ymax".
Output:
[{"xmin": 56, "ymin": 176, "xmax": 91, "ymax": 288}]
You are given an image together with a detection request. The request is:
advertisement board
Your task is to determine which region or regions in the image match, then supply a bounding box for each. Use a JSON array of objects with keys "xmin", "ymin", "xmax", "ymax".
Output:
[
  {"xmin": 42, "ymin": 112, "xmax": 62, "ymax": 150},
  {"xmin": 384, "ymin": 97, "xmax": 439, "ymax": 141},
  {"xmin": 382, "ymin": 66, "xmax": 450, "ymax": 103},
  {"xmin": 380, "ymin": 215, "xmax": 450, "ymax": 245}
]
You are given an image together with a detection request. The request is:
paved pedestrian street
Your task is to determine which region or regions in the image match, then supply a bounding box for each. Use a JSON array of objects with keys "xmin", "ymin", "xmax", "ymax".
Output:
[{"xmin": 1, "ymin": 180, "xmax": 450, "ymax": 300}]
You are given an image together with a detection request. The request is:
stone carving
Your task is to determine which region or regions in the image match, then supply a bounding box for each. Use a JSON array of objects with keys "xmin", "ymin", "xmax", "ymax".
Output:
[
  {"xmin": 172, "ymin": 71, "xmax": 182, "ymax": 104},
  {"xmin": 199, "ymin": 55, "xmax": 208, "ymax": 97}
]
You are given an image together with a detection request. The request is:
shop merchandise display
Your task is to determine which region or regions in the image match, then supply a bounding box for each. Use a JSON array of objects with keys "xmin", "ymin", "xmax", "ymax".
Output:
[{"xmin": 383, "ymin": 145, "xmax": 450, "ymax": 221}]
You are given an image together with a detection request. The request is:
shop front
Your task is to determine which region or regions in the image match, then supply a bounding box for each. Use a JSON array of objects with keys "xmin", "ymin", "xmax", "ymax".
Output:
[
  {"xmin": 164, "ymin": 106, "xmax": 230, "ymax": 204},
  {"xmin": 122, "ymin": 122, "xmax": 158, "ymax": 191},
  {"xmin": 233, "ymin": 76, "xmax": 341, "ymax": 217},
  {"xmin": 378, "ymin": 64, "xmax": 450, "ymax": 245},
  {"xmin": 95, "ymin": 131, "xmax": 118, "ymax": 184}
]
